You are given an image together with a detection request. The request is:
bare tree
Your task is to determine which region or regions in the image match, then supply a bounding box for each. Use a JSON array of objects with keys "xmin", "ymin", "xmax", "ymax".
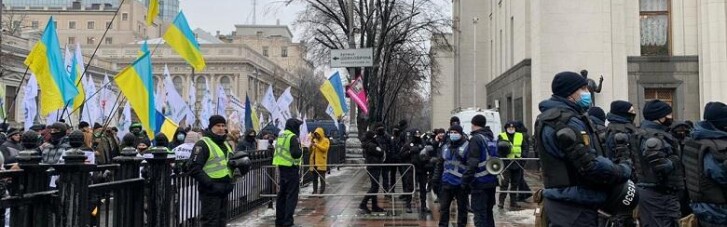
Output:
[
  {"xmin": 295, "ymin": 68, "xmax": 329, "ymax": 119},
  {"xmin": 288, "ymin": 0, "xmax": 450, "ymax": 132},
  {"xmin": 2, "ymin": 11, "xmax": 32, "ymax": 36}
]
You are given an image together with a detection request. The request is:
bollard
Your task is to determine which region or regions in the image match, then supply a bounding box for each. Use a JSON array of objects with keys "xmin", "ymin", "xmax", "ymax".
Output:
[
  {"xmin": 52, "ymin": 148, "xmax": 95, "ymax": 227},
  {"xmin": 145, "ymin": 147, "xmax": 175, "ymax": 227},
  {"xmin": 12, "ymin": 148, "xmax": 51, "ymax": 227},
  {"xmin": 112, "ymin": 147, "xmax": 145, "ymax": 227}
]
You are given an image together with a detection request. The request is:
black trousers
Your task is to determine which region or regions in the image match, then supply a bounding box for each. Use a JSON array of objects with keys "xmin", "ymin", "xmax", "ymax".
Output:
[
  {"xmin": 544, "ymin": 198, "xmax": 598, "ymax": 227},
  {"xmin": 499, "ymin": 167, "xmax": 522, "ymax": 205},
  {"xmin": 382, "ymin": 164, "xmax": 398, "ymax": 193},
  {"xmin": 361, "ymin": 166, "xmax": 382, "ymax": 207},
  {"xmin": 200, "ymin": 192, "xmax": 229, "ymax": 227},
  {"xmin": 438, "ymin": 186, "xmax": 468, "ymax": 227},
  {"xmin": 311, "ymin": 169, "xmax": 326, "ymax": 194},
  {"xmin": 471, "ymin": 187, "xmax": 496, "ymax": 227},
  {"xmin": 404, "ymin": 167, "xmax": 428, "ymax": 209},
  {"xmin": 275, "ymin": 166, "xmax": 300, "ymax": 226}
]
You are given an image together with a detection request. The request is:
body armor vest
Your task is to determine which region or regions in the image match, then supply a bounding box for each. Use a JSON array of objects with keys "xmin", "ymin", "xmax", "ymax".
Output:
[
  {"xmin": 634, "ymin": 129, "xmax": 685, "ymax": 192},
  {"xmin": 683, "ymin": 138, "xmax": 727, "ymax": 204}
]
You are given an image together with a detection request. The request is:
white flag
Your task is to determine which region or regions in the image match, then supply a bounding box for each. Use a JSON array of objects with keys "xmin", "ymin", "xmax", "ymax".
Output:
[
  {"xmin": 275, "ymin": 87, "xmax": 293, "ymax": 123},
  {"xmin": 99, "ymin": 74, "xmax": 115, "ymax": 120},
  {"xmin": 163, "ymin": 65, "xmax": 189, "ymax": 123},
  {"xmin": 187, "ymin": 78, "xmax": 197, "ymax": 126},
  {"xmin": 261, "ymin": 85, "xmax": 277, "ymax": 113},
  {"xmin": 23, "ymin": 75, "xmax": 38, "ymax": 131},
  {"xmin": 155, "ymin": 73, "xmax": 166, "ymax": 113},
  {"xmin": 299, "ymin": 114, "xmax": 310, "ymax": 147},
  {"xmin": 81, "ymin": 75, "xmax": 101, "ymax": 125},
  {"xmin": 216, "ymin": 85, "xmax": 228, "ymax": 116},
  {"xmin": 229, "ymin": 94, "xmax": 245, "ymax": 128},
  {"xmin": 200, "ymin": 77, "xmax": 213, "ymax": 128},
  {"xmin": 117, "ymin": 102, "xmax": 131, "ymax": 141}
]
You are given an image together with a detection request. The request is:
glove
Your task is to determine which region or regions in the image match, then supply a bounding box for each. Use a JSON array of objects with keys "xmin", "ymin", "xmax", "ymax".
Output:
[{"xmin": 556, "ymin": 127, "xmax": 596, "ymax": 170}]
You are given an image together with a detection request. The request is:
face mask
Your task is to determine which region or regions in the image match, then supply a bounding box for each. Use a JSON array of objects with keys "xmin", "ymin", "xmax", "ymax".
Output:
[
  {"xmin": 660, "ymin": 118, "xmax": 673, "ymax": 127},
  {"xmin": 176, "ymin": 134, "xmax": 185, "ymax": 141},
  {"xmin": 577, "ymin": 92, "xmax": 592, "ymax": 108},
  {"xmin": 507, "ymin": 129, "xmax": 516, "ymax": 134},
  {"xmin": 376, "ymin": 128, "xmax": 385, "ymax": 136},
  {"xmin": 449, "ymin": 134, "xmax": 461, "ymax": 142}
]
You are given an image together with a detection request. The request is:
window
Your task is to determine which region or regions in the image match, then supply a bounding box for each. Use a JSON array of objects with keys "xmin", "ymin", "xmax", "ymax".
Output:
[
  {"xmin": 256, "ymin": 31, "xmax": 263, "ymax": 37},
  {"xmin": 262, "ymin": 46, "xmax": 269, "ymax": 57},
  {"xmin": 220, "ymin": 76, "xmax": 231, "ymax": 95},
  {"xmin": 122, "ymin": 13, "xmax": 128, "ymax": 21},
  {"xmin": 640, "ymin": 0, "xmax": 670, "ymax": 56},
  {"xmin": 87, "ymin": 21, "xmax": 95, "ymax": 29},
  {"xmin": 69, "ymin": 21, "xmax": 76, "ymax": 29},
  {"xmin": 106, "ymin": 21, "xmax": 112, "ymax": 29},
  {"xmin": 68, "ymin": 37, "xmax": 76, "ymax": 45},
  {"xmin": 644, "ymin": 88, "xmax": 674, "ymax": 106},
  {"xmin": 87, "ymin": 37, "xmax": 95, "ymax": 45},
  {"xmin": 31, "ymin": 21, "xmax": 39, "ymax": 29},
  {"xmin": 173, "ymin": 76, "xmax": 184, "ymax": 93},
  {"xmin": 281, "ymin": 47, "xmax": 288, "ymax": 57},
  {"xmin": 195, "ymin": 77, "xmax": 207, "ymax": 111},
  {"xmin": 5, "ymin": 86, "xmax": 16, "ymax": 121},
  {"xmin": 105, "ymin": 37, "xmax": 112, "ymax": 44}
]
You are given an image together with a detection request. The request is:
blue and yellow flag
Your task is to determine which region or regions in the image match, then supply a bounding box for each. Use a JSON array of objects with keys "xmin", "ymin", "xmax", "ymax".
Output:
[
  {"xmin": 320, "ymin": 79, "xmax": 344, "ymax": 117},
  {"xmin": 146, "ymin": 0, "xmax": 159, "ymax": 26},
  {"xmin": 163, "ymin": 11, "xmax": 205, "ymax": 71},
  {"xmin": 114, "ymin": 51, "xmax": 156, "ymax": 139},
  {"xmin": 68, "ymin": 56, "xmax": 85, "ymax": 111},
  {"xmin": 329, "ymin": 72, "xmax": 349, "ymax": 113},
  {"xmin": 24, "ymin": 17, "xmax": 79, "ymax": 116},
  {"xmin": 154, "ymin": 110, "xmax": 178, "ymax": 142}
]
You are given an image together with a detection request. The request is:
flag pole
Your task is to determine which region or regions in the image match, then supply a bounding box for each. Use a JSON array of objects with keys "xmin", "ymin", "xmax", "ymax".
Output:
[
  {"xmin": 3, "ymin": 65, "xmax": 30, "ymax": 127},
  {"xmin": 101, "ymin": 94, "xmax": 125, "ymax": 131},
  {"xmin": 60, "ymin": 0, "xmax": 128, "ymax": 120},
  {"xmin": 68, "ymin": 78, "xmax": 115, "ymax": 116}
]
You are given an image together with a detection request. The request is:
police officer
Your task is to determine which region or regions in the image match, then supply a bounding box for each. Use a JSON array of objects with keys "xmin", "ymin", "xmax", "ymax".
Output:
[
  {"xmin": 187, "ymin": 115, "xmax": 235, "ymax": 227},
  {"xmin": 434, "ymin": 125, "xmax": 470, "ymax": 227},
  {"xmin": 669, "ymin": 120, "xmax": 694, "ymax": 218},
  {"xmin": 535, "ymin": 72, "xmax": 632, "ymax": 226},
  {"xmin": 273, "ymin": 118, "xmax": 304, "ymax": 227},
  {"xmin": 467, "ymin": 115, "xmax": 499, "ymax": 227},
  {"xmin": 587, "ymin": 107, "xmax": 608, "ymax": 143},
  {"xmin": 498, "ymin": 121, "xmax": 523, "ymax": 210},
  {"xmin": 602, "ymin": 100, "xmax": 640, "ymax": 226},
  {"xmin": 359, "ymin": 130, "xmax": 386, "ymax": 213},
  {"xmin": 636, "ymin": 100, "xmax": 683, "ymax": 226},
  {"xmin": 683, "ymin": 102, "xmax": 727, "ymax": 226},
  {"xmin": 401, "ymin": 129, "xmax": 426, "ymax": 213}
]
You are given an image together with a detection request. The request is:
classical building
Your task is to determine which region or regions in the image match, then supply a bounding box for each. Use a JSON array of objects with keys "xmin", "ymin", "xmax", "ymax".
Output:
[
  {"xmin": 432, "ymin": 0, "xmax": 721, "ymax": 129},
  {"xmin": 218, "ymin": 25, "xmax": 312, "ymax": 75},
  {"xmin": 4, "ymin": 0, "xmax": 166, "ymax": 46}
]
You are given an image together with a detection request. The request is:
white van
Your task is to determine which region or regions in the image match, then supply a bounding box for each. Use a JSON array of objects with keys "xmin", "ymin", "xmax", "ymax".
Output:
[{"xmin": 451, "ymin": 108, "xmax": 502, "ymax": 136}]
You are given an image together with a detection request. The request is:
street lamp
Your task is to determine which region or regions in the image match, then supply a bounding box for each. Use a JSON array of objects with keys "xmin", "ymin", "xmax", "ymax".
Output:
[{"xmin": 473, "ymin": 17, "xmax": 479, "ymax": 108}]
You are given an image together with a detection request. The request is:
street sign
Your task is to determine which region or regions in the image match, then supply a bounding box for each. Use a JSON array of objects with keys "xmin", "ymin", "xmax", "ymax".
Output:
[{"xmin": 330, "ymin": 48, "xmax": 373, "ymax": 67}]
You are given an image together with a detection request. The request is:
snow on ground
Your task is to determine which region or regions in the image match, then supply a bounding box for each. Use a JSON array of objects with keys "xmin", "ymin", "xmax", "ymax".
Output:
[{"xmin": 502, "ymin": 209, "xmax": 536, "ymax": 224}]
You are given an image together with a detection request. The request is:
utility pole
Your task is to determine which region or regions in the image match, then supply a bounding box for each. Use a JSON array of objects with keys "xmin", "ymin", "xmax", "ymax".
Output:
[
  {"xmin": 347, "ymin": 0, "xmax": 356, "ymax": 128},
  {"xmin": 473, "ymin": 17, "xmax": 479, "ymax": 108}
]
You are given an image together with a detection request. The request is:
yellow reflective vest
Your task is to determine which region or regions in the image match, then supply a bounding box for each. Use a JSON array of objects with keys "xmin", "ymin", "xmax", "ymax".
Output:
[
  {"xmin": 273, "ymin": 130, "xmax": 301, "ymax": 167},
  {"xmin": 499, "ymin": 132, "xmax": 523, "ymax": 158},
  {"xmin": 201, "ymin": 137, "xmax": 233, "ymax": 179}
]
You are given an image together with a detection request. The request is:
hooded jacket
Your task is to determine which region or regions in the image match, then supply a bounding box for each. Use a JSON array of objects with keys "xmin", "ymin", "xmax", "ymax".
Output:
[
  {"xmin": 309, "ymin": 128, "xmax": 330, "ymax": 171},
  {"xmin": 282, "ymin": 119, "xmax": 303, "ymax": 160},
  {"xmin": 688, "ymin": 121, "xmax": 727, "ymax": 225},
  {"xmin": 236, "ymin": 129, "xmax": 257, "ymax": 152},
  {"xmin": 537, "ymin": 95, "xmax": 631, "ymax": 206}
]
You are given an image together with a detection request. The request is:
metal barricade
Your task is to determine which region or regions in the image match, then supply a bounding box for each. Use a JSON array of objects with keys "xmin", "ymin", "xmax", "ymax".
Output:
[{"xmin": 496, "ymin": 157, "xmax": 540, "ymax": 195}]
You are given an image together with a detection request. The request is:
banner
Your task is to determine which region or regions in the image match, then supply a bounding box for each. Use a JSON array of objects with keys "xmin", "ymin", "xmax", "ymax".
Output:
[
  {"xmin": 200, "ymin": 77, "xmax": 213, "ymax": 128},
  {"xmin": 216, "ymin": 85, "xmax": 228, "ymax": 116},
  {"xmin": 162, "ymin": 65, "xmax": 189, "ymax": 123},
  {"xmin": 23, "ymin": 75, "xmax": 38, "ymax": 131},
  {"xmin": 346, "ymin": 75, "xmax": 369, "ymax": 114},
  {"xmin": 186, "ymin": 77, "xmax": 196, "ymax": 126},
  {"xmin": 261, "ymin": 85, "xmax": 277, "ymax": 113},
  {"xmin": 117, "ymin": 101, "xmax": 131, "ymax": 141},
  {"xmin": 99, "ymin": 74, "xmax": 115, "ymax": 121}
]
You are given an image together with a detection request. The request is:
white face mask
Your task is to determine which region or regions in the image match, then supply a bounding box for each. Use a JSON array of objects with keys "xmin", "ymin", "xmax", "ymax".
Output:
[{"xmin": 507, "ymin": 129, "xmax": 516, "ymax": 134}]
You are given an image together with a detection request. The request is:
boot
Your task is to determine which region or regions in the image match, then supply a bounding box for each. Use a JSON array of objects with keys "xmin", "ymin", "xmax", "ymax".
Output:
[
  {"xmin": 359, "ymin": 199, "xmax": 371, "ymax": 214},
  {"xmin": 371, "ymin": 197, "xmax": 385, "ymax": 212}
]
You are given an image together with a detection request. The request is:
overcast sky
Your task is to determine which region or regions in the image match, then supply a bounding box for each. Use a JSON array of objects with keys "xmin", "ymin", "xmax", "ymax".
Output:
[{"xmin": 180, "ymin": 0, "xmax": 305, "ymax": 36}]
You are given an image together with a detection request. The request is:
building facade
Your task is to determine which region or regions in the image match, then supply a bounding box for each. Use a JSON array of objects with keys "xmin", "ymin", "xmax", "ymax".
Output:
[{"xmin": 432, "ymin": 0, "xmax": 724, "ymax": 129}]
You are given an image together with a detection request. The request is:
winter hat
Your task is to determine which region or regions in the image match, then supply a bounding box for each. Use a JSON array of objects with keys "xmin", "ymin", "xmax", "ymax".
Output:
[
  {"xmin": 6, "ymin": 128, "xmax": 21, "ymax": 137},
  {"xmin": 471, "ymin": 114, "xmax": 487, "ymax": 127},
  {"xmin": 643, "ymin": 100, "xmax": 672, "ymax": 121},
  {"xmin": 704, "ymin": 102, "xmax": 727, "ymax": 129},
  {"xmin": 448, "ymin": 125, "xmax": 464, "ymax": 135},
  {"xmin": 610, "ymin": 100, "xmax": 633, "ymax": 116},
  {"xmin": 587, "ymin": 107, "xmax": 606, "ymax": 122},
  {"xmin": 208, "ymin": 115, "xmax": 227, "ymax": 130},
  {"xmin": 450, "ymin": 116, "xmax": 460, "ymax": 126},
  {"xmin": 78, "ymin": 121, "xmax": 90, "ymax": 130},
  {"xmin": 551, "ymin": 71, "xmax": 588, "ymax": 98}
]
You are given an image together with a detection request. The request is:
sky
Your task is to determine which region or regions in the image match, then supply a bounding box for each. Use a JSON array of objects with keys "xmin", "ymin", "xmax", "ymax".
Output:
[{"xmin": 180, "ymin": 0, "xmax": 305, "ymax": 37}]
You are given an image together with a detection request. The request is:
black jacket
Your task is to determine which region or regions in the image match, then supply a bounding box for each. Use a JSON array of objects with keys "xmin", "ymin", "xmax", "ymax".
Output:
[
  {"xmin": 363, "ymin": 133, "xmax": 385, "ymax": 164},
  {"xmin": 187, "ymin": 130, "xmax": 234, "ymax": 196},
  {"xmin": 169, "ymin": 129, "xmax": 187, "ymax": 150}
]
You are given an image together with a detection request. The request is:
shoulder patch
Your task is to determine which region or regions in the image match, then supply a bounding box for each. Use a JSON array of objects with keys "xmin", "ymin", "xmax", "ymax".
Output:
[{"xmin": 194, "ymin": 146, "xmax": 202, "ymax": 155}]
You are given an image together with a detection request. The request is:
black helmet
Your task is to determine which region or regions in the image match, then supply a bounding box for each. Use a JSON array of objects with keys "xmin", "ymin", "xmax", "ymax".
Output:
[
  {"xmin": 21, "ymin": 130, "xmax": 41, "ymax": 149},
  {"xmin": 601, "ymin": 180, "xmax": 639, "ymax": 214},
  {"xmin": 68, "ymin": 130, "xmax": 86, "ymax": 148}
]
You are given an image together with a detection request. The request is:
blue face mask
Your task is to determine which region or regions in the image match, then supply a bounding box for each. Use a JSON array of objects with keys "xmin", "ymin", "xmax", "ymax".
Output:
[
  {"xmin": 577, "ymin": 92, "xmax": 592, "ymax": 108},
  {"xmin": 449, "ymin": 134, "xmax": 461, "ymax": 142}
]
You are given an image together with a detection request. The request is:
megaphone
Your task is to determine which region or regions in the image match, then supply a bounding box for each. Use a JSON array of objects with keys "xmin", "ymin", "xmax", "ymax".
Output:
[{"xmin": 485, "ymin": 157, "xmax": 505, "ymax": 175}]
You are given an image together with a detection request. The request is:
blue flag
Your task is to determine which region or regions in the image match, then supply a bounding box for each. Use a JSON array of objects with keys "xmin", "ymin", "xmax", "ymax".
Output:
[{"xmin": 244, "ymin": 94, "xmax": 253, "ymax": 130}]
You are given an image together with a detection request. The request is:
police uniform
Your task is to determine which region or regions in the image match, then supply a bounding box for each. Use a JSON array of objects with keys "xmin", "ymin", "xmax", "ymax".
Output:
[
  {"xmin": 187, "ymin": 116, "xmax": 234, "ymax": 227},
  {"xmin": 436, "ymin": 125, "xmax": 470, "ymax": 227},
  {"xmin": 498, "ymin": 126, "xmax": 523, "ymax": 209},
  {"xmin": 274, "ymin": 119, "xmax": 303, "ymax": 227},
  {"xmin": 536, "ymin": 72, "xmax": 632, "ymax": 227},
  {"xmin": 636, "ymin": 100, "xmax": 684, "ymax": 227},
  {"xmin": 467, "ymin": 118, "xmax": 499, "ymax": 227},
  {"xmin": 682, "ymin": 102, "xmax": 727, "ymax": 226}
]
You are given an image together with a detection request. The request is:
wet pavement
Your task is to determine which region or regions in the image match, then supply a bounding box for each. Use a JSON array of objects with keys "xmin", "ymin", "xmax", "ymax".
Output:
[{"xmin": 230, "ymin": 166, "xmax": 542, "ymax": 227}]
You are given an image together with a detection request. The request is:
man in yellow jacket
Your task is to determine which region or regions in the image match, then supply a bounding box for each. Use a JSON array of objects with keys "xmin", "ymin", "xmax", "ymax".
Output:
[{"xmin": 309, "ymin": 127, "xmax": 330, "ymax": 194}]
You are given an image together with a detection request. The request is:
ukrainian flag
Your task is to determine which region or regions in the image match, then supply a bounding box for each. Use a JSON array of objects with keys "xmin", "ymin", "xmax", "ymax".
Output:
[
  {"xmin": 146, "ymin": 0, "xmax": 159, "ymax": 26},
  {"xmin": 154, "ymin": 110, "xmax": 178, "ymax": 142},
  {"xmin": 114, "ymin": 51, "xmax": 156, "ymax": 139},
  {"xmin": 328, "ymin": 72, "xmax": 349, "ymax": 113},
  {"xmin": 24, "ymin": 17, "xmax": 79, "ymax": 116},
  {"xmin": 320, "ymin": 79, "xmax": 344, "ymax": 117},
  {"xmin": 68, "ymin": 56, "xmax": 85, "ymax": 111},
  {"xmin": 163, "ymin": 11, "xmax": 205, "ymax": 71}
]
